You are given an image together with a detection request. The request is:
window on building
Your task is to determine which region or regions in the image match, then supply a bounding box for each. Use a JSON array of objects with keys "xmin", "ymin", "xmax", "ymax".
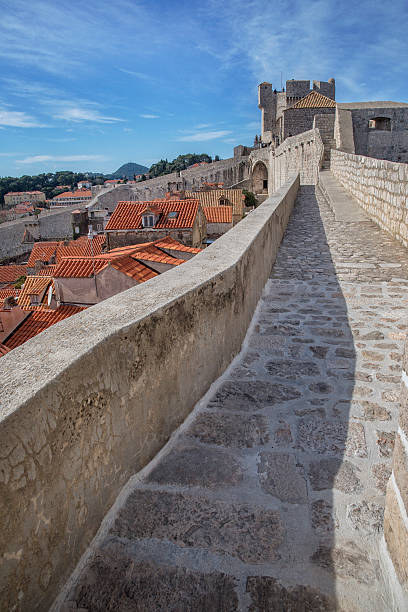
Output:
[
  {"xmin": 30, "ymin": 294, "xmax": 39, "ymax": 305},
  {"xmin": 263, "ymin": 179, "xmax": 268, "ymax": 189},
  {"xmin": 142, "ymin": 214, "xmax": 155, "ymax": 228},
  {"xmin": 369, "ymin": 117, "xmax": 391, "ymax": 131},
  {"xmin": 168, "ymin": 211, "xmax": 178, "ymax": 219},
  {"xmin": 219, "ymin": 198, "xmax": 231, "ymax": 206}
]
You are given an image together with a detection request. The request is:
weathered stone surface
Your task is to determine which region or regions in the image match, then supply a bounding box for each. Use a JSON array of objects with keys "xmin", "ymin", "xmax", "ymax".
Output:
[
  {"xmin": 257, "ymin": 452, "xmax": 307, "ymax": 503},
  {"xmin": 309, "ymin": 346, "xmax": 329, "ymax": 359},
  {"xmin": 186, "ymin": 412, "xmax": 269, "ymax": 448},
  {"xmin": 111, "ymin": 490, "xmax": 284, "ymax": 563},
  {"xmin": 311, "ymin": 500, "xmax": 337, "ymax": 534},
  {"xmin": 347, "ymin": 500, "xmax": 384, "ymax": 534},
  {"xmin": 297, "ymin": 419, "xmax": 367, "ymax": 458},
  {"xmin": 375, "ymin": 431, "xmax": 395, "ymax": 458},
  {"xmin": 148, "ymin": 445, "xmax": 243, "ymax": 488},
  {"xmin": 273, "ymin": 422, "xmax": 293, "ymax": 445},
  {"xmin": 246, "ymin": 576, "xmax": 335, "ymax": 612},
  {"xmin": 372, "ymin": 463, "xmax": 392, "ymax": 494},
  {"xmin": 70, "ymin": 547, "xmax": 239, "ymax": 611},
  {"xmin": 308, "ymin": 458, "xmax": 362, "ymax": 493},
  {"xmin": 354, "ymin": 401, "xmax": 391, "ymax": 421},
  {"xmin": 265, "ymin": 360, "xmax": 320, "ymax": 379},
  {"xmin": 384, "ymin": 482, "xmax": 408, "ymax": 588},
  {"xmin": 309, "ymin": 382, "xmax": 334, "ymax": 394},
  {"xmin": 392, "ymin": 435, "xmax": 408, "ymax": 510},
  {"xmin": 208, "ymin": 381, "xmax": 301, "ymax": 411},
  {"xmin": 311, "ymin": 541, "xmax": 378, "ymax": 584}
]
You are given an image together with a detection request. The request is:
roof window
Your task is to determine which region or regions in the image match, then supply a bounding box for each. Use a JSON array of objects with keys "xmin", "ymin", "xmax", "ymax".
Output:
[{"xmin": 168, "ymin": 211, "xmax": 179, "ymax": 219}]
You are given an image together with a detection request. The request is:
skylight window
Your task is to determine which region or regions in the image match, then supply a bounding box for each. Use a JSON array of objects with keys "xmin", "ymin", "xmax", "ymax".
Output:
[{"xmin": 168, "ymin": 211, "xmax": 179, "ymax": 219}]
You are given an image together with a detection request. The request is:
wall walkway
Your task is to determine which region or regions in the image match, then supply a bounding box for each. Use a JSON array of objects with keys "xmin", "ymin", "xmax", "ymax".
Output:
[
  {"xmin": 57, "ymin": 180, "xmax": 408, "ymax": 610},
  {"xmin": 0, "ymin": 176, "xmax": 299, "ymax": 611}
]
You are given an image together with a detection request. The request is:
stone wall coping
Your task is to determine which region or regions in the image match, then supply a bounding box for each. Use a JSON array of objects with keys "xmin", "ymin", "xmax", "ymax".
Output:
[{"xmin": 0, "ymin": 174, "xmax": 299, "ymax": 423}]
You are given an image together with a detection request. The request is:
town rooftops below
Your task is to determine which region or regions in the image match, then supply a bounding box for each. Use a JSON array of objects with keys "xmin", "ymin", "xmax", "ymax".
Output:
[{"xmin": 105, "ymin": 199, "xmax": 200, "ymax": 231}]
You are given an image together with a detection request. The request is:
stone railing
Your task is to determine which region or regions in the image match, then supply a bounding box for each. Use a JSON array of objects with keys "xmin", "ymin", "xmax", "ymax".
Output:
[
  {"xmin": 331, "ymin": 150, "xmax": 408, "ymax": 249},
  {"xmin": 273, "ymin": 128, "xmax": 324, "ymax": 190},
  {"xmin": 0, "ymin": 174, "xmax": 300, "ymax": 611},
  {"xmin": 383, "ymin": 337, "xmax": 408, "ymax": 611}
]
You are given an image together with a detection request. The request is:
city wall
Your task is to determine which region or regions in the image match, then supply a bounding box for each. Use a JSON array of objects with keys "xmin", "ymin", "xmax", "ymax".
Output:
[
  {"xmin": 331, "ymin": 150, "xmax": 408, "ymax": 248},
  {"xmin": 272, "ymin": 128, "xmax": 324, "ymax": 190},
  {"xmin": 0, "ymin": 174, "xmax": 300, "ymax": 611},
  {"xmin": 0, "ymin": 206, "xmax": 82, "ymax": 262}
]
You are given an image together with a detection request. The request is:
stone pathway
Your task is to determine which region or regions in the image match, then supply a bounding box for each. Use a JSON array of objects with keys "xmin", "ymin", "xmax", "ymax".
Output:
[{"xmin": 59, "ymin": 181, "xmax": 408, "ymax": 611}]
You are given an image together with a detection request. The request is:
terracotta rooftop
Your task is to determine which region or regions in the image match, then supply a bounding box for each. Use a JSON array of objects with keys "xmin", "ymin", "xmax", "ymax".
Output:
[
  {"xmin": 36, "ymin": 265, "xmax": 57, "ymax": 276},
  {"xmin": 0, "ymin": 288, "xmax": 20, "ymax": 309},
  {"xmin": 290, "ymin": 91, "xmax": 336, "ymax": 109},
  {"xmin": 0, "ymin": 265, "xmax": 27, "ymax": 284},
  {"xmin": 53, "ymin": 189, "xmax": 92, "ymax": 199},
  {"xmin": 0, "ymin": 343, "xmax": 10, "ymax": 356},
  {"xmin": 54, "ymin": 255, "xmax": 158, "ymax": 283},
  {"xmin": 5, "ymin": 190, "xmax": 44, "ymax": 196},
  {"xmin": 204, "ymin": 206, "xmax": 233, "ymax": 224},
  {"xmin": 185, "ymin": 189, "xmax": 244, "ymax": 217},
  {"xmin": 27, "ymin": 236, "xmax": 106, "ymax": 268},
  {"xmin": 154, "ymin": 236, "xmax": 201, "ymax": 254},
  {"xmin": 105, "ymin": 200, "xmax": 199, "ymax": 231},
  {"xmin": 3, "ymin": 305, "xmax": 85, "ymax": 351},
  {"xmin": 18, "ymin": 276, "xmax": 53, "ymax": 309},
  {"xmin": 130, "ymin": 244, "xmax": 183, "ymax": 266},
  {"xmin": 27, "ymin": 242, "xmax": 60, "ymax": 267}
]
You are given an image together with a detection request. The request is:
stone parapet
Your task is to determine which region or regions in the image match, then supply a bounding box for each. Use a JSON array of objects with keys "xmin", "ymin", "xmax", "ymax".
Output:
[
  {"xmin": 0, "ymin": 174, "xmax": 299, "ymax": 611},
  {"xmin": 383, "ymin": 341, "xmax": 408, "ymax": 609},
  {"xmin": 331, "ymin": 150, "xmax": 408, "ymax": 248},
  {"xmin": 273, "ymin": 128, "xmax": 324, "ymax": 190}
]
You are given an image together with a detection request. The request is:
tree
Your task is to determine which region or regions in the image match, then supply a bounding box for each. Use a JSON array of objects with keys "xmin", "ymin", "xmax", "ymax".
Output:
[
  {"xmin": 243, "ymin": 189, "xmax": 258, "ymax": 208},
  {"xmin": 214, "ymin": 155, "xmax": 220, "ymax": 162}
]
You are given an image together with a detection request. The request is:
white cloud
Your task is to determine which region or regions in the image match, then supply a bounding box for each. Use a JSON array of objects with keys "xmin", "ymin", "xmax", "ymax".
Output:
[
  {"xmin": 119, "ymin": 68, "xmax": 154, "ymax": 82},
  {"xmin": 17, "ymin": 154, "xmax": 107, "ymax": 164},
  {"xmin": 178, "ymin": 130, "xmax": 232, "ymax": 142},
  {"xmin": 0, "ymin": 109, "xmax": 44, "ymax": 128},
  {"xmin": 54, "ymin": 107, "xmax": 124, "ymax": 123},
  {"xmin": 139, "ymin": 114, "xmax": 159, "ymax": 119}
]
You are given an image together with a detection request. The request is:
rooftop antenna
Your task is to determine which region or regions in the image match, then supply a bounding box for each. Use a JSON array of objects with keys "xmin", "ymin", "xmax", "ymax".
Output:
[{"xmin": 47, "ymin": 285, "xmax": 53, "ymax": 307}]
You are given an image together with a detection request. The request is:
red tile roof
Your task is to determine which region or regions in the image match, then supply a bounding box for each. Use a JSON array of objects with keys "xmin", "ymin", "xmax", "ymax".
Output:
[
  {"xmin": 131, "ymin": 245, "xmax": 183, "ymax": 266},
  {"xmin": 53, "ymin": 189, "xmax": 92, "ymax": 199},
  {"xmin": 18, "ymin": 276, "xmax": 53, "ymax": 309},
  {"xmin": 36, "ymin": 265, "xmax": 57, "ymax": 276},
  {"xmin": 0, "ymin": 265, "xmax": 27, "ymax": 284},
  {"xmin": 5, "ymin": 190, "xmax": 44, "ymax": 196},
  {"xmin": 203, "ymin": 206, "xmax": 233, "ymax": 223},
  {"xmin": 0, "ymin": 343, "xmax": 10, "ymax": 356},
  {"xmin": 4, "ymin": 305, "xmax": 85, "ymax": 351},
  {"xmin": 0, "ymin": 288, "xmax": 20, "ymax": 309},
  {"xmin": 54, "ymin": 254, "xmax": 158, "ymax": 282},
  {"xmin": 290, "ymin": 91, "xmax": 336, "ymax": 109},
  {"xmin": 27, "ymin": 242, "xmax": 60, "ymax": 267},
  {"xmin": 154, "ymin": 236, "xmax": 201, "ymax": 254},
  {"xmin": 105, "ymin": 200, "xmax": 199, "ymax": 231}
]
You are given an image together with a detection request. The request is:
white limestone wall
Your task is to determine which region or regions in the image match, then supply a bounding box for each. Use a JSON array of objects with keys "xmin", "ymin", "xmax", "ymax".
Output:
[{"xmin": 331, "ymin": 150, "xmax": 408, "ymax": 248}]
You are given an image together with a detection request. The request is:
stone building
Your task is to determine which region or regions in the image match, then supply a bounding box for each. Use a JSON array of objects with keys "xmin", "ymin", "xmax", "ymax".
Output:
[
  {"xmin": 105, "ymin": 199, "xmax": 207, "ymax": 249},
  {"xmin": 203, "ymin": 206, "xmax": 233, "ymax": 241},
  {"xmin": 4, "ymin": 190, "xmax": 45, "ymax": 207}
]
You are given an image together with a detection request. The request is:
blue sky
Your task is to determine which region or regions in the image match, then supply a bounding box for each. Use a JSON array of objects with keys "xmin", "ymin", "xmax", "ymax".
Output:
[{"xmin": 0, "ymin": 0, "xmax": 407, "ymax": 177}]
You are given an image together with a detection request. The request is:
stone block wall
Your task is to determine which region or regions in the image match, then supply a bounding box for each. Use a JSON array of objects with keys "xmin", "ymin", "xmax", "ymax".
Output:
[
  {"xmin": 383, "ymin": 339, "xmax": 408, "ymax": 610},
  {"xmin": 0, "ymin": 175, "xmax": 300, "ymax": 611},
  {"xmin": 331, "ymin": 150, "xmax": 408, "ymax": 248},
  {"xmin": 283, "ymin": 107, "xmax": 335, "ymax": 140},
  {"xmin": 273, "ymin": 128, "xmax": 324, "ymax": 190}
]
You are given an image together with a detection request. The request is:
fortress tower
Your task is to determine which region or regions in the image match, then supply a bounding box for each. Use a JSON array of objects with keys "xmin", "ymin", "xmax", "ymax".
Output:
[{"xmin": 258, "ymin": 77, "xmax": 335, "ymax": 145}]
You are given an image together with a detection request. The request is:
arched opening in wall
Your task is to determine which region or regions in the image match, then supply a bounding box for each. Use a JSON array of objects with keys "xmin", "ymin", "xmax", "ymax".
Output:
[
  {"xmin": 368, "ymin": 117, "xmax": 391, "ymax": 131},
  {"xmin": 252, "ymin": 161, "xmax": 269, "ymax": 194}
]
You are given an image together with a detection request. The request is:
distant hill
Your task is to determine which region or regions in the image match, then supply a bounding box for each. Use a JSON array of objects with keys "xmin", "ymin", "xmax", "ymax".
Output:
[{"xmin": 109, "ymin": 162, "xmax": 149, "ymax": 179}]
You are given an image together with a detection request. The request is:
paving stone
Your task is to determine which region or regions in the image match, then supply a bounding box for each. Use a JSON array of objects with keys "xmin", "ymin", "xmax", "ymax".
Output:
[
  {"xmin": 111, "ymin": 490, "xmax": 284, "ymax": 563},
  {"xmin": 265, "ymin": 360, "xmax": 320, "ymax": 379},
  {"xmin": 246, "ymin": 576, "xmax": 335, "ymax": 612},
  {"xmin": 70, "ymin": 546, "xmax": 239, "ymax": 611},
  {"xmin": 208, "ymin": 381, "xmax": 301, "ymax": 411},
  {"xmin": 297, "ymin": 419, "xmax": 367, "ymax": 458},
  {"xmin": 311, "ymin": 500, "xmax": 338, "ymax": 534},
  {"xmin": 186, "ymin": 412, "xmax": 269, "ymax": 448},
  {"xmin": 372, "ymin": 463, "xmax": 392, "ymax": 494},
  {"xmin": 376, "ymin": 431, "xmax": 396, "ymax": 458},
  {"xmin": 257, "ymin": 452, "xmax": 307, "ymax": 503},
  {"xmin": 148, "ymin": 445, "xmax": 243, "ymax": 488},
  {"xmin": 311, "ymin": 541, "xmax": 378, "ymax": 584},
  {"xmin": 347, "ymin": 500, "xmax": 384, "ymax": 534},
  {"xmin": 308, "ymin": 458, "xmax": 362, "ymax": 493}
]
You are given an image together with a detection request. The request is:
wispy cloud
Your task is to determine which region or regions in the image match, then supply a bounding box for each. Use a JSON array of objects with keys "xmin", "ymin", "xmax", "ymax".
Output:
[
  {"xmin": 54, "ymin": 107, "xmax": 124, "ymax": 123},
  {"xmin": 17, "ymin": 154, "xmax": 107, "ymax": 164},
  {"xmin": 178, "ymin": 130, "xmax": 232, "ymax": 142},
  {"xmin": 0, "ymin": 109, "xmax": 44, "ymax": 128},
  {"xmin": 119, "ymin": 68, "xmax": 155, "ymax": 82},
  {"xmin": 139, "ymin": 113, "xmax": 159, "ymax": 119}
]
